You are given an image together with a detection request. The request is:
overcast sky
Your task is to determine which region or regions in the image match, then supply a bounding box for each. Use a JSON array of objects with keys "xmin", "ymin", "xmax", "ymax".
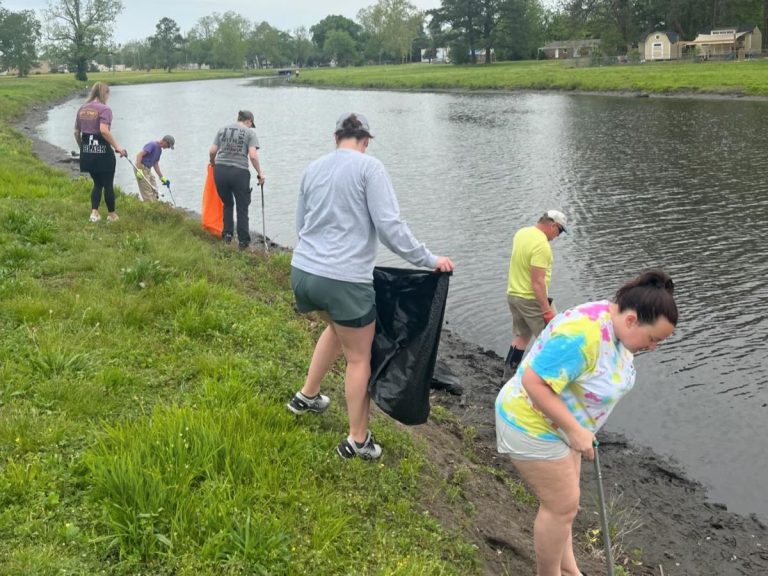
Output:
[{"xmin": 3, "ymin": 0, "xmax": 447, "ymax": 44}]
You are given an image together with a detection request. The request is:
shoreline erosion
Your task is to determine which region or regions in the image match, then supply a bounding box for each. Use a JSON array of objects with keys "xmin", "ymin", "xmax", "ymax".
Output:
[{"xmin": 20, "ymin": 89, "xmax": 768, "ymax": 575}]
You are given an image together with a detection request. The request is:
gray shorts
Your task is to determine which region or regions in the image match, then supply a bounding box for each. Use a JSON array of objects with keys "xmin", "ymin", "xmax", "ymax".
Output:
[
  {"xmin": 507, "ymin": 295, "xmax": 556, "ymax": 339},
  {"xmin": 496, "ymin": 412, "xmax": 571, "ymax": 461},
  {"xmin": 291, "ymin": 267, "xmax": 376, "ymax": 328}
]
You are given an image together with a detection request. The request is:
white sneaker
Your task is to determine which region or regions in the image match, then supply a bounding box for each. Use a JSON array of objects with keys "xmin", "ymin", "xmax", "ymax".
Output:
[
  {"xmin": 286, "ymin": 391, "xmax": 331, "ymax": 415},
  {"xmin": 336, "ymin": 431, "xmax": 382, "ymax": 460},
  {"xmin": 89, "ymin": 213, "xmax": 101, "ymax": 222}
]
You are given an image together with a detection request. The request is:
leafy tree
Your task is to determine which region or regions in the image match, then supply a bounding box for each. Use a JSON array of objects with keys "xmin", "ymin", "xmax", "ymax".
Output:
[
  {"xmin": 291, "ymin": 26, "xmax": 314, "ymax": 67},
  {"xmin": 323, "ymin": 29, "xmax": 358, "ymax": 66},
  {"xmin": 358, "ymin": 4, "xmax": 389, "ymax": 62},
  {"xmin": 248, "ymin": 21, "xmax": 291, "ymax": 67},
  {"xmin": 311, "ymin": 14, "xmax": 364, "ymax": 62},
  {"xmin": 496, "ymin": 0, "xmax": 546, "ymax": 60},
  {"xmin": 151, "ymin": 17, "xmax": 182, "ymax": 72},
  {"xmin": 119, "ymin": 39, "xmax": 150, "ymax": 70},
  {"xmin": 434, "ymin": 0, "xmax": 482, "ymax": 63},
  {"xmin": 0, "ymin": 8, "xmax": 41, "ymax": 76},
  {"xmin": 212, "ymin": 11, "xmax": 250, "ymax": 69},
  {"xmin": 765, "ymin": 0, "xmax": 768, "ymax": 49},
  {"xmin": 44, "ymin": 0, "xmax": 124, "ymax": 81},
  {"xmin": 187, "ymin": 15, "xmax": 218, "ymax": 67},
  {"xmin": 381, "ymin": 0, "xmax": 424, "ymax": 63}
]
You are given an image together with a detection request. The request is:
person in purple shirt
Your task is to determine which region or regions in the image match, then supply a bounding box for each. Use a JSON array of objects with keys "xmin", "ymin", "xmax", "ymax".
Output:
[
  {"xmin": 135, "ymin": 135, "xmax": 175, "ymax": 201},
  {"xmin": 74, "ymin": 82, "xmax": 127, "ymax": 222}
]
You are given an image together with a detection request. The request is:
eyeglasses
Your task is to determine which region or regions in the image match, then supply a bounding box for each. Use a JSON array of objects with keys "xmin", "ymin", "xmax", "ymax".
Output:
[{"xmin": 556, "ymin": 224, "xmax": 565, "ymax": 235}]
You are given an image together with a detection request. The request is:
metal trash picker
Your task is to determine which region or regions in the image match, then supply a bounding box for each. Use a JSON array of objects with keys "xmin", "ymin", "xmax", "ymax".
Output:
[{"xmin": 593, "ymin": 439, "xmax": 615, "ymax": 576}]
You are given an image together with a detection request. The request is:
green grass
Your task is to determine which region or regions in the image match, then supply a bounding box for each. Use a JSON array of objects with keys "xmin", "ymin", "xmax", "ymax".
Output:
[
  {"xmin": 0, "ymin": 75, "xmax": 480, "ymax": 574},
  {"xmin": 295, "ymin": 59, "xmax": 768, "ymax": 96}
]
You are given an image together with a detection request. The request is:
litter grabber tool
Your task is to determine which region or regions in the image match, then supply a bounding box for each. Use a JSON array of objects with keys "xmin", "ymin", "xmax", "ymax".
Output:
[
  {"xmin": 160, "ymin": 176, "xmax": 177, "ymax": 207},
  {"xmin": 593, "ymin": 440, "xmax": 615, "ymax": 576},
  {"xmin": 259, "ymin": 182, "xmax": 268, "ymax": 254}
]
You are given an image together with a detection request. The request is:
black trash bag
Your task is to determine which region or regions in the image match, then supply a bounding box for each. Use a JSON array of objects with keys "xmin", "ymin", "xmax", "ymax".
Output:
[
  {"xmin": 431, "ymin": 358, "xmax": 463, "ymax": 396},
  {"xmin": 368, "ymin": 267, "xmax": 450, "ymax": 425}
]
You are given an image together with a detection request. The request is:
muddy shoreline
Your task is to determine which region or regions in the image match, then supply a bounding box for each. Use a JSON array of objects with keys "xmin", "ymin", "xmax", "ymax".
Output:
[
  {"xmin": 431, "ymin": 331, "xmax": 767, "ymax": 575},
  {"xmin": 18, "ymin": 99, "xmax": 767, "ymax": 575}
]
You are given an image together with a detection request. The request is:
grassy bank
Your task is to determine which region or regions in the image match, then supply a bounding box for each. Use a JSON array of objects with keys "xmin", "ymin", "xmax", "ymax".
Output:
[
  {"xmin": 294, "ymin": 59, "xmax": 768, "ymax": 96},
  {"xmin": 0, "ymin": 74, "xmax": 478, "ymax": 574}
]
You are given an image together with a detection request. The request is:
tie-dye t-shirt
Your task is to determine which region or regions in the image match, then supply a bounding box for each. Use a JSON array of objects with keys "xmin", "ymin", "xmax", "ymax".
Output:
[{"xmin": 496, "ymin": 300, "xmax": 636, "ymax": 442}]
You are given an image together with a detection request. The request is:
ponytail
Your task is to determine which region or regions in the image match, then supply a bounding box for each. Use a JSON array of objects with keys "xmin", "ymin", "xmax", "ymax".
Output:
[{"xmin": 615, "ymin": 269, "xmax": 678, "ymax": 325}]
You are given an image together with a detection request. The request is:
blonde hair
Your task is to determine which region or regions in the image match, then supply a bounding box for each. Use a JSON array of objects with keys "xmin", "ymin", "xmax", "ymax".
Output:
[{"xmin": 87, "ymin": 82, "xmax": 110, "ymax": 104}]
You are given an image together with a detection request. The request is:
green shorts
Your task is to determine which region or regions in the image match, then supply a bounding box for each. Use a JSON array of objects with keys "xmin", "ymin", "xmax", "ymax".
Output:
[
  {"xmin": 291, "ymin": 267, "xmax": 376, "ymax": 328},
  {"xmin": 507, "ymin": 295, "xmax": 556, "ymax": 339}
]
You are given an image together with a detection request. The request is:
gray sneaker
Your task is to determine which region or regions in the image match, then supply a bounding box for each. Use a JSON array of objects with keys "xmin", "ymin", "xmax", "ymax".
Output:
[
  {"xmin": 336, "ymin": 431, "xmax": 382, "ymax": 460},
  {"xmin": 286, "ymin": 391, "xmax": 330, "ymax": 415}
]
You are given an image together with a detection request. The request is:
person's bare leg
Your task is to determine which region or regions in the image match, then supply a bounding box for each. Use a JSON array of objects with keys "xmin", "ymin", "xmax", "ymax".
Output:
[
  {"xmin": 301, "ymin": 322, "xmax": 342, "ymax": 398},
  {"xmin": 558, "ymin": 452, "xmax": 582, "ymax": 576},
  {"xmin": 512, "ymin": 451, "xmax": 582, "ymax": 576},
  {"xmin": 332, "ymin": 321, "xmax": 375, "ymax": 443},
  {"xmin": 511, "ymin": 334, "xmax": 531, "ymax": 351}
]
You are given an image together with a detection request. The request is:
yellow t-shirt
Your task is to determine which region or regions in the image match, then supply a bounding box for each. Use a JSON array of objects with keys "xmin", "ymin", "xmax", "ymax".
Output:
[{"xmin": 506, "ymin": 226, "xmax": 552, "ymax": 298}]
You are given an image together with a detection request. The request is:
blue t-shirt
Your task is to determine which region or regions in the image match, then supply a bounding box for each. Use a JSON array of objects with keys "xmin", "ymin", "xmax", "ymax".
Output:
[{"xmin": 141, "ymin": 141, "xmax": 162, "ymax": 167}]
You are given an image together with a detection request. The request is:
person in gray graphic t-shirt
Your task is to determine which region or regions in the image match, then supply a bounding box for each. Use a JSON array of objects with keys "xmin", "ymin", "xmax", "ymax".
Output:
[{"xmin": 209, "ymin": 110, "xmax": 265, "ymax": 249}]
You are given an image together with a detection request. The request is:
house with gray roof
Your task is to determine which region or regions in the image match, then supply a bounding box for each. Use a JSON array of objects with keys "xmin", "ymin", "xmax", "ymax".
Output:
[{"xmin": 539, "ymin": 39, "xmax": 601, "ymax": 60}]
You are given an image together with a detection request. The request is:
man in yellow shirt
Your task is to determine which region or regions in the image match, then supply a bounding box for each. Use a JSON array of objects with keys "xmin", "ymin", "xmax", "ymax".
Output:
[{"xmin": 502, "ymin": 210, "xmax": 568, "ymax": 385}]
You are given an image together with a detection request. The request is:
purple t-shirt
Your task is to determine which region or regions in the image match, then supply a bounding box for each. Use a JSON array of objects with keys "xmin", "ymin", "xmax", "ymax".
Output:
[
  {"xmin": 140, "ymin": 141, "xmax": 162, "ymax": 167},
  {"xmin": 74, "ymin": 102, "xmax": 112, "ymax": 135}
]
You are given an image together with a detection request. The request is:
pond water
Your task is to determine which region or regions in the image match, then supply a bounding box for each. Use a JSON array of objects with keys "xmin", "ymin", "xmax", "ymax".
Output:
[{"xmin": 39, "ymin": 77, "xmax": 768, "ymax": 518}]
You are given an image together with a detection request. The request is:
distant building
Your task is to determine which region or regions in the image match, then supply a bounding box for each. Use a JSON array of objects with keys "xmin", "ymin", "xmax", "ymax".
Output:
[
  {"xmin": 30, "ymin": 61, "xmax": 51, "ymax": 74},
  {"xmin": 686, "ymin": 26, "xmax": 762, "ymax": 59},
  {"xmin": 470, "ymin": 48, "xmax": 495, "ymax": 62},
  {"xmin": 420, "ymin": 47, "xmax": 449, "ymax": 63},
  {"xmin": 539, "ymin": 39, "xmax": 601, "ymax": 60},
  {"xmin": 639, "ymin": 31, "xmax": 683, "ymax": 60}
]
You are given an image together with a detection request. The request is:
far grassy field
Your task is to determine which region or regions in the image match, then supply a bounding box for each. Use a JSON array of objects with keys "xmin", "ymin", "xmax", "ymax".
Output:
[
  {"xmin": 0, "ymin": 73, "xmax": 479, "ymax": 575},
  {"xmin": 294, "ymin": 58, "xmax": 768, "ymax": 96},
  {"xmin": 0, "ymin": 69, "xmax": 259, "ymax": 119}
]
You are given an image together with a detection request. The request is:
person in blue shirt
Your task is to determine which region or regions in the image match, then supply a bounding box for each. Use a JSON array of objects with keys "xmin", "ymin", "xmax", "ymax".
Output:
[{"xmin": 135, "ymin": 135, "xmax": 175, "ymax": 201}]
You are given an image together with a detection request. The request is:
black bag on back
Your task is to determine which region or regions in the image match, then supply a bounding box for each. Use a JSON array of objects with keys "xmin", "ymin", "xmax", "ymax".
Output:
[{"xmin": 368, "ymin": 267, "xmax": 451, "ymax": 425}]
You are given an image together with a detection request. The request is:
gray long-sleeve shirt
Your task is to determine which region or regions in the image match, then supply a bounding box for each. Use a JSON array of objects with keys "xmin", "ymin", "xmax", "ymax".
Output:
[{"xmin": 291, "ymin": 149, "xmax": 437, "ymax": 283}]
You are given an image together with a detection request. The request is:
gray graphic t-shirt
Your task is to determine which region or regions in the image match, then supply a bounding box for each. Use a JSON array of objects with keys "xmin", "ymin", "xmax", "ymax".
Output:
[{"xmin": 212, "ymin": 123, "xmax": 260, "ymax": 170}]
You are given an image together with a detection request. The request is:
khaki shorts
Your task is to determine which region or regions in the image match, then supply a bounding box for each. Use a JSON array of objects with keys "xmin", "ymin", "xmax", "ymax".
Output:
[
  {"xmin": 496, "ymin": 413, "xmax": 571, "ymax": 461},
  {"xmin": 291, "ymin": 267, "xmax": 376, "ymax": 328},
  {"xmin": 507, "ymin": 295, "xmax": 556, "ymax": 339}
]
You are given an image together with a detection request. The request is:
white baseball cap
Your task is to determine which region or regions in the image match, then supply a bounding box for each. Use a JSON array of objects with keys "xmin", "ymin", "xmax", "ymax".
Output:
[{"xmin": 545, "ymin": 210, "xmax": 568, "ymax": 233}]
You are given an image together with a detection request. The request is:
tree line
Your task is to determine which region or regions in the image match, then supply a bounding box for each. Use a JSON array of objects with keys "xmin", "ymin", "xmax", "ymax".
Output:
[{"xmin": 1, "ymin": 0, "xmax": 767, "ymax": 78}]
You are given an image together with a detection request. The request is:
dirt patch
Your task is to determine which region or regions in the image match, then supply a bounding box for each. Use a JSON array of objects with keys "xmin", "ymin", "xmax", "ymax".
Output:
[{"xmin": 411, "ymin": 330, "xmax": 768, "ymax": 575}]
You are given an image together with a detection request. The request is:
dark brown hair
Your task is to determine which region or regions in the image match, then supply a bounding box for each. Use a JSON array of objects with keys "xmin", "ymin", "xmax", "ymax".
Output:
[
  {"xmin": 335, "ymin": 114, "xmax": 372, "ymax": 141},
  {"xmin": 238, "ymin": 110, "xmax": 255, "ymax": 124},
  {"xmin": 615, "ymin": 269, "xmax": 678, "ymax": 326}
]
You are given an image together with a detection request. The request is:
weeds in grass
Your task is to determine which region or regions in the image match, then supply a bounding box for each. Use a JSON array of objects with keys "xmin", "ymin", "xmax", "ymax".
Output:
[
  {"xmin": 120, "ymin": 257, "xmax": 171, "ymax": 289},
  {"xmin": 584, "ymin": 487, "xmax": 645, "ymax": 574}
]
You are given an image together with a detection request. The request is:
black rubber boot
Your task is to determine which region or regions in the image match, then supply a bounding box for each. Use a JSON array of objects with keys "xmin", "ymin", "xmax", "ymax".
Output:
[{"xmin": 500, "ymin": 346, "xmax": 523, "ymax": 387}]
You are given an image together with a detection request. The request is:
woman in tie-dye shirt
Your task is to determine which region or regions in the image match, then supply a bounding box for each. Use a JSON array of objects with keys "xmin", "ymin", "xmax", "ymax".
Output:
[{"xmin": 496, "ymin": 270, "xmax": 677, "ymax": 576}]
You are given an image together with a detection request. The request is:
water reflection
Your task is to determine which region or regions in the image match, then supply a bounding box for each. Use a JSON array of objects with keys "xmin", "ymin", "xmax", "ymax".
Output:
[{"xmin": 38, "ymin": 79, "xmax": 768, "ymax": 517}]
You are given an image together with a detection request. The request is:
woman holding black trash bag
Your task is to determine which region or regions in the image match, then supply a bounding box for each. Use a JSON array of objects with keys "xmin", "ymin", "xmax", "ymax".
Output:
[
  {"xmin": 287, "ymin": 112, "xmax": 454, "ymax": 460},
  {"xmin": 74, "ymin": 82, "xmax": 127, "ymax": 223},
  {"xmin": 495, "ymin": 269, "xmax": 677, "ymax": 576}
]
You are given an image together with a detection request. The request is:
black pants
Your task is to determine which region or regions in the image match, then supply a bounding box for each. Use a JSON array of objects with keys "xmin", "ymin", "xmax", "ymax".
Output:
[
  {"xmin": 89, "ymin": 171, "xmax": 116, "ymax": 212},
  {"xmin": 213, "ymin": 164, "xmax": 251, "ymax": 245}
]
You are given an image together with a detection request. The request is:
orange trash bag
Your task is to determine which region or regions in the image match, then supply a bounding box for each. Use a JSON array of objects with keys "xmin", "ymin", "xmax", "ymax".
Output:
[{"xmin": 201, "ymin": 164, "xmax": 223, "ymax": 237}]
